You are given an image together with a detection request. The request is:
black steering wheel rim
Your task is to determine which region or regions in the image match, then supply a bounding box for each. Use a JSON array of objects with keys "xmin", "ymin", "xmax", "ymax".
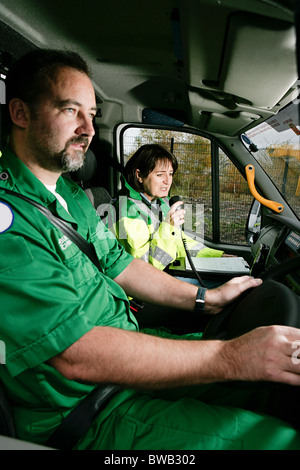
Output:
[
  {"xmin": 203, "ymin": 255, "xmax": 300, "ymax": 340},
  {"xmin": 259, "ymin": 256, "xmax": 300, "ymax": 281}
]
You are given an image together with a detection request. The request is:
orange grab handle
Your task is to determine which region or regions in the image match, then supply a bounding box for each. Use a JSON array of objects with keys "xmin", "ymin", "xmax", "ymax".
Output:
[{"xmin": 245, "ymin": 164, "xmax": 284, "ymax": 213}]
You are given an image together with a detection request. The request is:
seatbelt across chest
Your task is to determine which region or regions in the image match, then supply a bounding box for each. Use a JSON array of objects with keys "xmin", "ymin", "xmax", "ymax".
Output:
[{"xmin": 2, "ymin": 188, "xmax": 102, "ymax": 271}]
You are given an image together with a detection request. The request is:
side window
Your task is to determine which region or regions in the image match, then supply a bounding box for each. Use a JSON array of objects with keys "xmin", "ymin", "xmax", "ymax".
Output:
[{"xmin": 121, "ymin": 127, "xmax": 252, "ymax": 245}]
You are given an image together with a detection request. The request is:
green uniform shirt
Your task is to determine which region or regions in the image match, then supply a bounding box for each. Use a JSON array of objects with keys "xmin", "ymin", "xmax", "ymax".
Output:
[{"xmin": 0, "ymin": 146, "xmax": 135, "ymax": 443}]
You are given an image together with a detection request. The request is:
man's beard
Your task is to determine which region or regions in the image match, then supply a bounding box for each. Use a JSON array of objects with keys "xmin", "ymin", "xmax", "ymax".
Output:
[
  {"xmin": 29, "ymin": 134, "xmax": 90, "ymax": 173},
  {"xmin": 59, "ymin": 137, "xmax": 90, "ymax": 172}
]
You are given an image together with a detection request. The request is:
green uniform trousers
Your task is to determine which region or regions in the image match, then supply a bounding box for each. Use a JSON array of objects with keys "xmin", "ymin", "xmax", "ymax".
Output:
[{"xmin": 74, "ymin": 384, "xmax": 300, "ymax": 450}]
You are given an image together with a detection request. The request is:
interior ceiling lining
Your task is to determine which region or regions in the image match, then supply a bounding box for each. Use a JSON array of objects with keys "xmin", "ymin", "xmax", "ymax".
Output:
[
  {"xmin": 0, "ymin": 0, "xmax": 298, "ymax": 137},
  {"xmin": 182, "ymin": 3, "xmax": 297, "ymax": 108},
  {"xmin": 198, "ymin": 111, "xmax": 258, "ymax": 136}
]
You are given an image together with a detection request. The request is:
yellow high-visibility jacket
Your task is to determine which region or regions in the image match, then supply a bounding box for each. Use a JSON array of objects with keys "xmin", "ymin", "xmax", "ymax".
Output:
[{"xmin": 107, "ymin": 177, "xmax": 223, "ymax": 271}]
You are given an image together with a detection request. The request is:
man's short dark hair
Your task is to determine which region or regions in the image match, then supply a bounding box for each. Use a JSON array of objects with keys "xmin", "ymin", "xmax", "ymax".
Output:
[{"xmin": 6, "ymin": 49, "xmax": 90, "ymax": 106}]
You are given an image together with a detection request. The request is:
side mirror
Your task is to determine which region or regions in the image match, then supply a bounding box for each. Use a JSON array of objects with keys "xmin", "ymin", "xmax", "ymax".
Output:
[{"xmin": 246, "ymin": 199, "xmax": 261, "ymax": 244}]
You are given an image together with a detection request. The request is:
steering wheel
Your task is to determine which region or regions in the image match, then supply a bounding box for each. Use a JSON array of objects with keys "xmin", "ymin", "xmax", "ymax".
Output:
[
  {"xmin": 203, "ymin": 255, "xmax": 300, "ymax": 340},
  {"xmin": 260, "ymin": 256, "xmax": 300, "ymax": 281}
]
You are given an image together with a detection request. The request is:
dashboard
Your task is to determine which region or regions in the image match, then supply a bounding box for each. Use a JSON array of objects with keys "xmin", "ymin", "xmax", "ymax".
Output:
[
  {"xmin": 284, "ymin": 231, "xmax": 300, "ymax": 255},
  {"xmin": 250, "ymin": 213, "xmax": 300, "ymax": 293}
]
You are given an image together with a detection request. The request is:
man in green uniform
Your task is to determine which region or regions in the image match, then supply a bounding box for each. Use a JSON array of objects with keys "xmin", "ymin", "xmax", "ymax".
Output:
[{"xmin": 1, "ymin": 49, "xmax": 300, "ymax": 450}]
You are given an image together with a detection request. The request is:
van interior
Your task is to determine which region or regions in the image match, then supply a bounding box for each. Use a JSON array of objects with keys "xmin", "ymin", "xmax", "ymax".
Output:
[{"xmin": 0, "ymin": 0, "xmax": 300, "ymax": 449}]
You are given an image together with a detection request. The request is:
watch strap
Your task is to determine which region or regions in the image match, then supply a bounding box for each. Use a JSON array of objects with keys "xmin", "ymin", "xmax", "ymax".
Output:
[{"xmin": 194, "ymin": 286, "xmax": 207, "ymax": 312}]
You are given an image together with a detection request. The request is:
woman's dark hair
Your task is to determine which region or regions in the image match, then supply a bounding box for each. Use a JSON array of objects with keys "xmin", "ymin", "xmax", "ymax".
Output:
[
  {"xmin": 124, "ymin": 144, "xmax": 178, "ymax": 192},
  {"xmin": 6, "ymin": 49, "xmax": 90, "ymax": 107}
]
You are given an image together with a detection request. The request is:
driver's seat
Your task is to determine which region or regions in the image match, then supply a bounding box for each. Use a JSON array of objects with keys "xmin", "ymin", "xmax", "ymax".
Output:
[{"xmin": 0, "ymin": 380, "xmax": 15, "ymax": 439}]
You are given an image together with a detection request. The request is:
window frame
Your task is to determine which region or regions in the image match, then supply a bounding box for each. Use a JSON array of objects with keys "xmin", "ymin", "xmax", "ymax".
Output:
[{"xmin": 118, "ymin": 123, "xmax": 252, "ymax": 248}]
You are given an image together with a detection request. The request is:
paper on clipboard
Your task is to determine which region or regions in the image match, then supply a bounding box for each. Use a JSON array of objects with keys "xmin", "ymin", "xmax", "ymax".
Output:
[{"xmin": 185, "ymin": 257, "xmax": 250, "ymax": 274}]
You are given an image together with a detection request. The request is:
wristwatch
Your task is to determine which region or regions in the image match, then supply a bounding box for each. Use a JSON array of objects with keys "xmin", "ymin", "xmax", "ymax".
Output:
[{"xmin": 194, "ymin": 286, "xmax": 207, "ymax": 312}]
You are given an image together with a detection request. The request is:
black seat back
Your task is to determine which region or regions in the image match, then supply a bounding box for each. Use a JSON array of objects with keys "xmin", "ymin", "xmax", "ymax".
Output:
[
  {"xmin": 0, "ymin": 104, "xmax": 10, "ymax": 151},
  {"xmin": 0, "ymin": 380, "xmax": 15, "ymax": 438}
]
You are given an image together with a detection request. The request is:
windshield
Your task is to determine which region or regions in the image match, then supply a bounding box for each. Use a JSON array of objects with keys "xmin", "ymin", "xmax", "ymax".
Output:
[{"xmin": 242, "ymin": 101, "xmax": 300, "ymax": 219}]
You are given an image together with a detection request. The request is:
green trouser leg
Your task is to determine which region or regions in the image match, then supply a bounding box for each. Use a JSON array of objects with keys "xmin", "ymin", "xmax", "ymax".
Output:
[{"xmin": 75, "ymin": 385, "xmax": 300, "ymax": 450}]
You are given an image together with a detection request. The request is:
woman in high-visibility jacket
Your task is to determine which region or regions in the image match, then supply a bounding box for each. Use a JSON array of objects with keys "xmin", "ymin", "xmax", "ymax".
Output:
[{"xmin": 108, "ymin": 144, "xmax": 223, "ymax": 272}]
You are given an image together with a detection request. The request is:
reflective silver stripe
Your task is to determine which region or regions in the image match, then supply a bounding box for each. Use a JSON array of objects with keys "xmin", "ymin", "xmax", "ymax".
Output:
[
  {"xmin": 190, "ymin": 241, "xmax": 205, "ymax": 252},
  {"xmin": 140, "ymin": 252, "xmax": 149, "ymax": 263},
  {"xmin": 150, "ymin": 245, "xmax": 173, "ymax": 267}
]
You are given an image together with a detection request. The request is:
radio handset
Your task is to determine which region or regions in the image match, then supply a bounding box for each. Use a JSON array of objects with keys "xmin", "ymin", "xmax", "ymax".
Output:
[
  {"xmin": 169, "ymin": 195, "xmax": 206, "ymax": 287},
  {"xmin": 169, "ymin": 195, "xmax": 183, "ymax": 212}
]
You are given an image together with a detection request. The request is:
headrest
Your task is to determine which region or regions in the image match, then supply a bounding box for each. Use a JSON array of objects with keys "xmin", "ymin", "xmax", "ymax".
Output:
[{"xmin": 72, "ymin": 149, "xmax": 97, "ymax": 185}]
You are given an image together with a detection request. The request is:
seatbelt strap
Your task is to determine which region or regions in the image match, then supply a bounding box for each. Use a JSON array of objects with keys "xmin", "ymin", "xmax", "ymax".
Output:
[
  {"xmin": 2, "ymin": 188, "xmax": 102, "ymax": 271},
  {"xmin": 46, "ymin": 384, "xmax": 122, "ymax": 449}
]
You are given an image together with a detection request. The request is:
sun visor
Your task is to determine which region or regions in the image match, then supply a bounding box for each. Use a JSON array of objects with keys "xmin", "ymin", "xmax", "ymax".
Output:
[{"xmin": 220, "ymin": 12, "xmax": 297, "ymax": 108}]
